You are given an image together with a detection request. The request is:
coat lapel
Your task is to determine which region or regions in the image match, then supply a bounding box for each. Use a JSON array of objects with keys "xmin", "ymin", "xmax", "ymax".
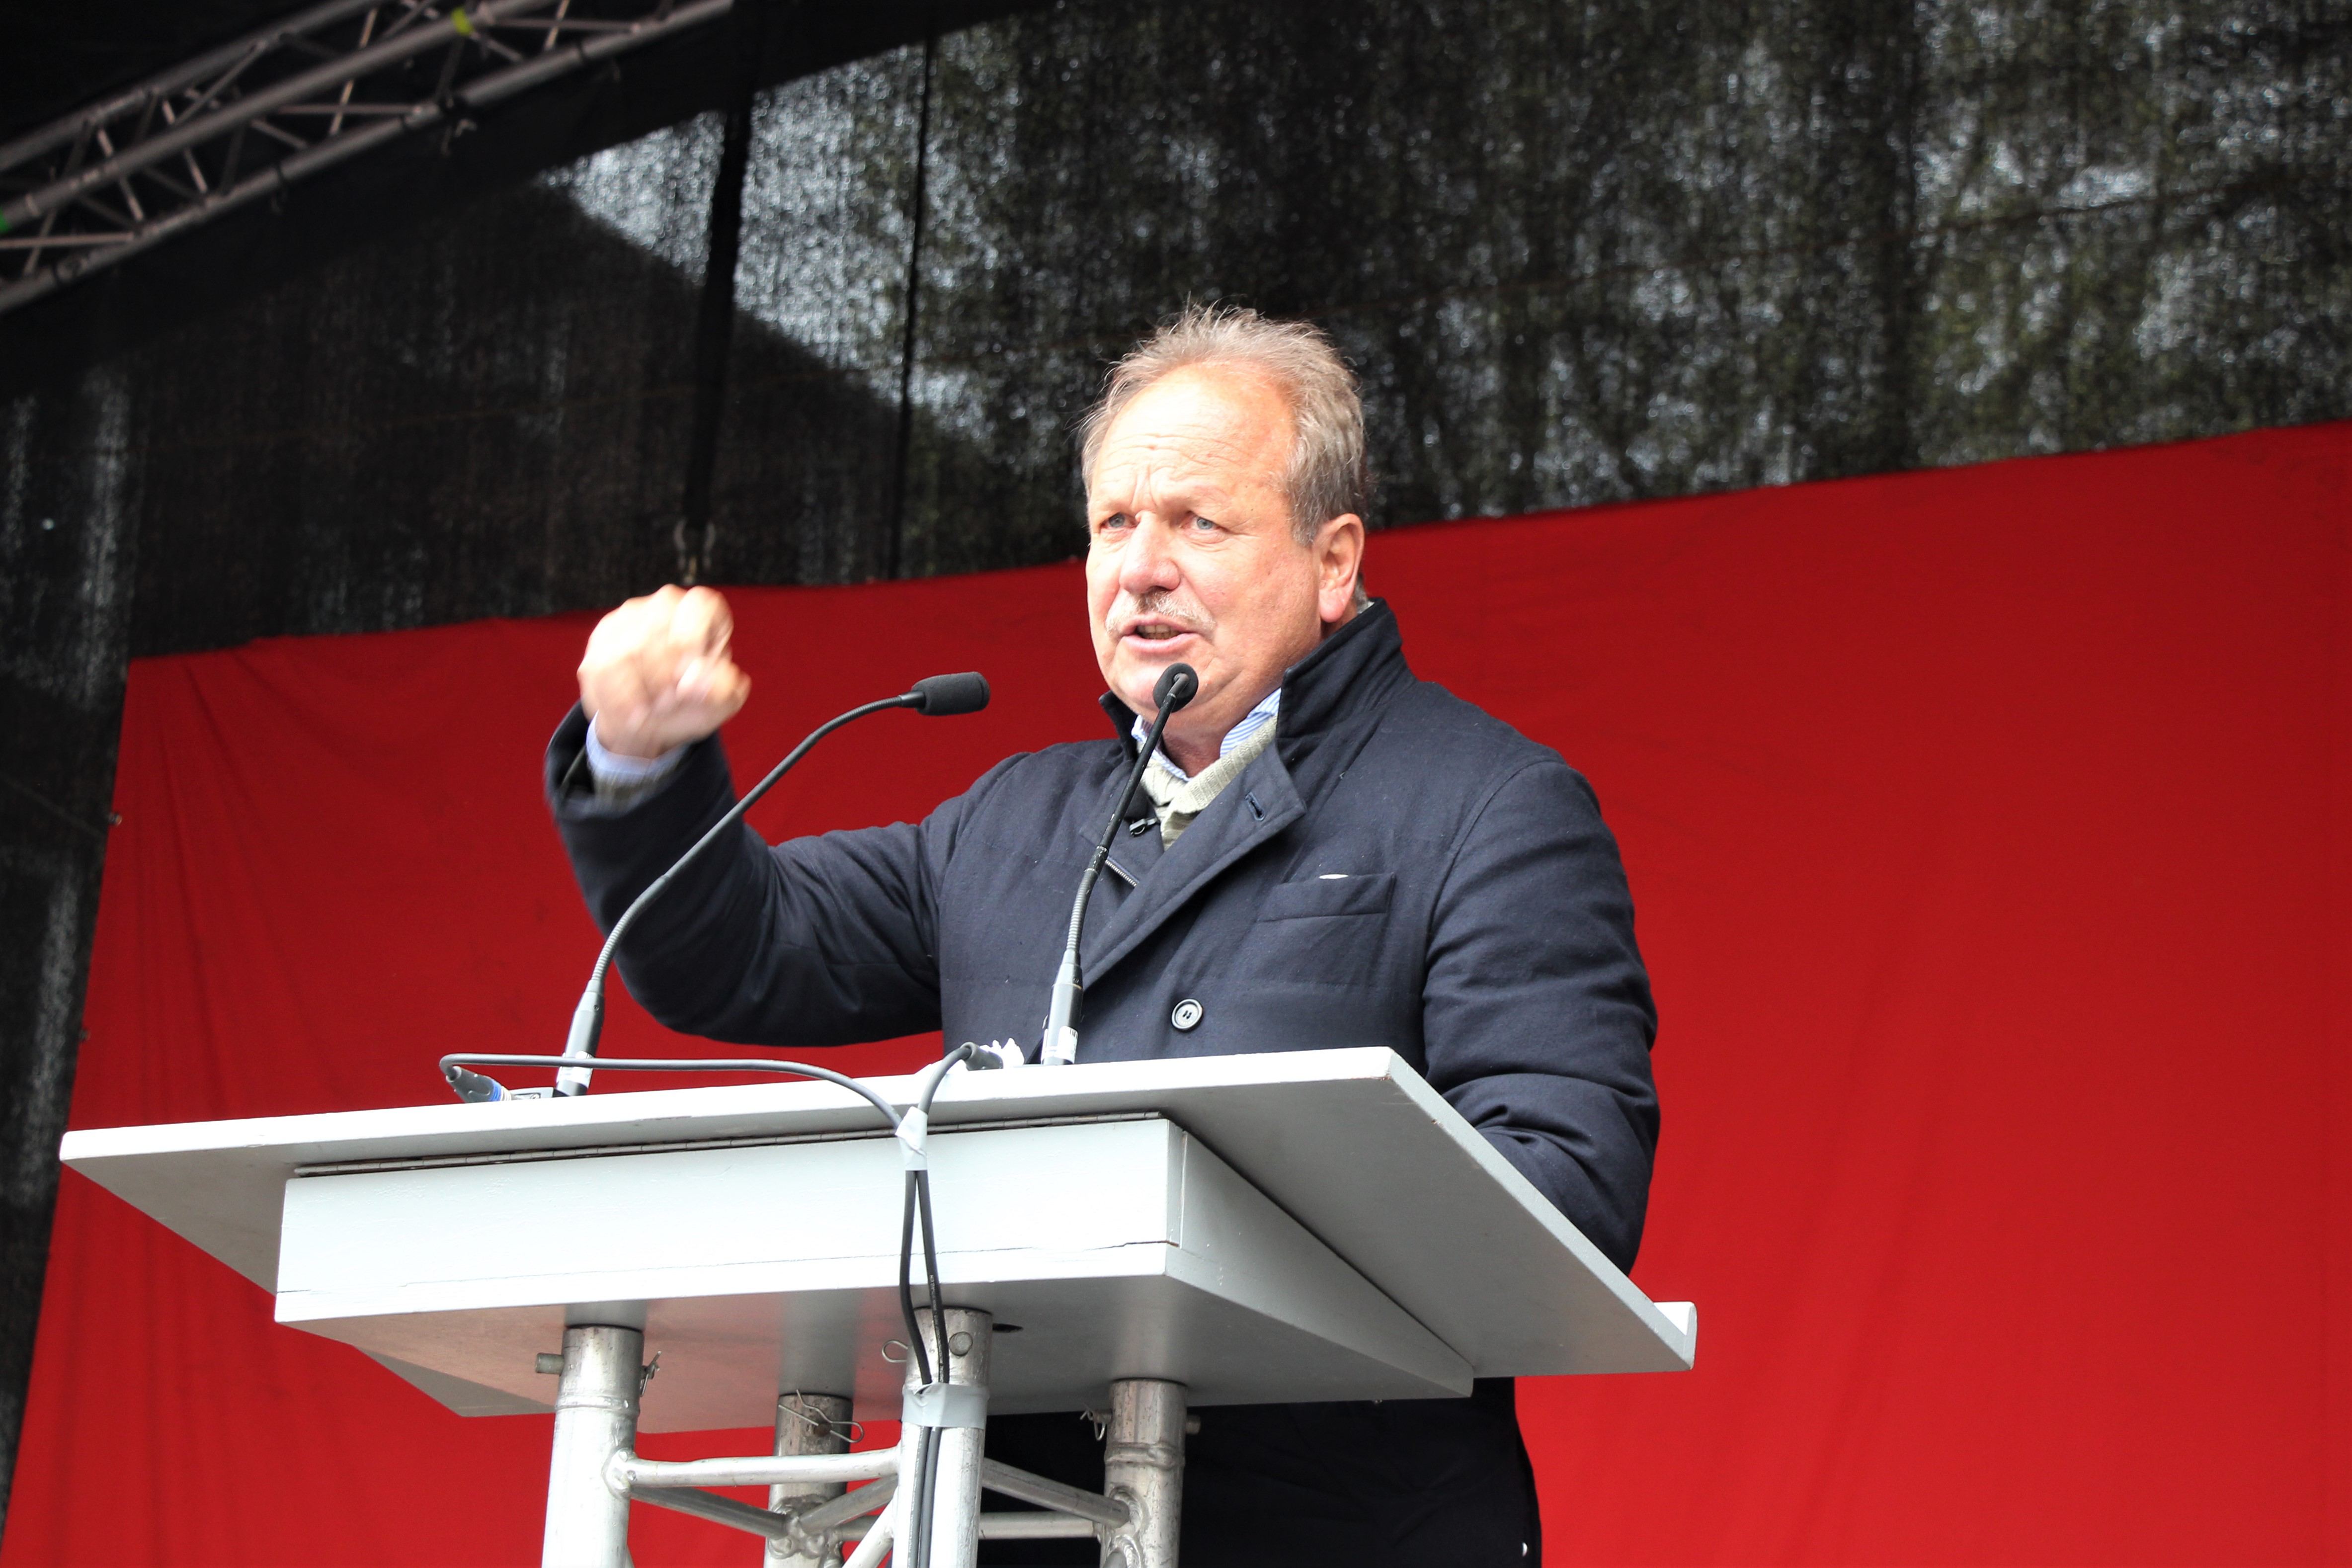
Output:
[
  {"xmin": 1077, "ymin": 812, "xmax": 1165, "ymax": 889},
  {"xmin": 1081, "ymin": 745, "xmax": 1304, "ymax": 982}
]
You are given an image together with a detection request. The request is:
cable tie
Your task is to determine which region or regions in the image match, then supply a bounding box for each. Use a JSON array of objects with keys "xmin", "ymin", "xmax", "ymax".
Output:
[{"xmin": 896, "ymin": 1105, "xmax": 928, "ymax": 1170}]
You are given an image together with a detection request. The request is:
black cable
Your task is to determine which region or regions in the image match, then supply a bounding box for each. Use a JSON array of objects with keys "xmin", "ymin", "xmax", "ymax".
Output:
[
  {"xmin": 909, "ymin": 1045, "xmax": 965, "ymax": 1385},
  {"xmin": 912, "ymin": 1051, "xmax": 958, "ymax": 1376},
  {"xmin": 907, "ymin": 1171, "xmax": 949, "ymax": 1564},
  {"xmin": 897, "ymin": 1168, "xmax": 934, "ymax": 1386},
  {"xmin": 894, "ymin": 1177, "xmax": 936, "ymax": 1564},
  {"xmin": 915, "ymin": 1171, "xmax": 946, "ymax": 1371},
  {"xmin": 891, "ymin": 1041, "xmax": 972, "ymax": 1376},
  {"xmin": 895, "ymin": 1043, "xmax": 971, "ymax": 1568}
]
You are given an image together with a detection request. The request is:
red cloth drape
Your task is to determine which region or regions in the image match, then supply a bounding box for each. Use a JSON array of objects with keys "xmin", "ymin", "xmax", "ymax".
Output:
[{"xmin": 6, "ymin": 422, "xmax": 2346, "ymax": 1565}]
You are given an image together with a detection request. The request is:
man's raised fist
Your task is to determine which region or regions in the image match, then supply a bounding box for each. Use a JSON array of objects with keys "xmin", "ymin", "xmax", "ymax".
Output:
[{"xmin": 577, "ymin": 585, "xmax": 752, "ymax": 759}]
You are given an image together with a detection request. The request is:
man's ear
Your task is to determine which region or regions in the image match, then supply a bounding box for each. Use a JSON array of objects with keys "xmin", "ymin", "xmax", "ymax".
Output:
[{"xmin": 1315, "ymin": 513, "xmax": 1366, "ymax": 625}]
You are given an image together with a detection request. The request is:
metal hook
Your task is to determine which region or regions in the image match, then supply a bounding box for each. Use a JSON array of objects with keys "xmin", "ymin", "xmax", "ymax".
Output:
[{"xmin": 780, "ymin": 1390, "xmax": 865, "ymax": 1445}]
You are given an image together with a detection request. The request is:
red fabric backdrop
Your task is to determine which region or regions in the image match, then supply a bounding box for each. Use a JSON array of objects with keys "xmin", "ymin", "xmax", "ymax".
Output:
[{"xmin": 5, "ymin": 423, "xmax": 2347, "ymax": 1565}]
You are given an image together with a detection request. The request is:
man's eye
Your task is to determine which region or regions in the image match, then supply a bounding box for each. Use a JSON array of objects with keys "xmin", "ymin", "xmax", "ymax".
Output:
[
  {"xmin": 1095, "ymin": 513, "xmax": 1131, "ymax": 535},
  {"xmin": 1189, "ymin": 515, "xmax": 1221, "ymax": 533}
]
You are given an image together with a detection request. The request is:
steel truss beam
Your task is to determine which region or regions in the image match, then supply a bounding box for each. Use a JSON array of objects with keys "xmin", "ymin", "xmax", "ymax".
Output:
[{"xmin": 0, "ymin": 0, "xmax": 735, "ymax": 318}]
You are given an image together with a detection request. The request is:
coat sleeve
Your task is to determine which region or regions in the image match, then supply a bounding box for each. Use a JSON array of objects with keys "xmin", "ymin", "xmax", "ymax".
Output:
[
  {"xmin": 545, "ymin": 704, "xmax": 997, "ymax": 1047},
  {"xmin": 1421, "ymin": 756, "xmax": 1660, "ymax": 1272}
]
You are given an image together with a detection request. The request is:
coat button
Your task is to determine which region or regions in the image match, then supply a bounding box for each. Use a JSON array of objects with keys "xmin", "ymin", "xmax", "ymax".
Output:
[{"xmin": 1170, "ymin": 998, "xmax": 1203, "ymax": 1032}]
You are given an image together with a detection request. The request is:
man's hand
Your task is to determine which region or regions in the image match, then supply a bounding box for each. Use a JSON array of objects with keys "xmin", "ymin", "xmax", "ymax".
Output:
[{"xmin": 577, "ymin": 585, "xmax": 751, "ymax": 758}]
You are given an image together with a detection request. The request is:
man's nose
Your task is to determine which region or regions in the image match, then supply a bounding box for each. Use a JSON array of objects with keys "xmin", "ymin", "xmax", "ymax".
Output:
[{"xmin": 1117, "ymin": 515, "xmax": 1183, "ymax": 598}]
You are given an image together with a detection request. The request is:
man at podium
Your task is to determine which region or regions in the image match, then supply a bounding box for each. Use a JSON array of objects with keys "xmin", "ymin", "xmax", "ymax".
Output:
[{"xmin": 547, "ymin": 305, "xmax": 1659, "ymax": 1567}]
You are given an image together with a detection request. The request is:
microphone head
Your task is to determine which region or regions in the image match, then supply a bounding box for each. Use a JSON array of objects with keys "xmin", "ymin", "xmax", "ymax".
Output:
[
  {"xmin": 909, "ymin": 671, "xmax": 991, "ymax": 716},
  {"xmin": 1152, "ymin": 663, "xmax": 1200, "ymax": 713}
]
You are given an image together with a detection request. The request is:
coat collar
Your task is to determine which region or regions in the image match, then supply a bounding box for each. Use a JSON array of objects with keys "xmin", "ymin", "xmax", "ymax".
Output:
[
  {"xmin": 1095, "ymin": 599, "xmax": 1411, "ymax": 758},
  {"xmin": 1078, "ymin": 601, "xmax": 1411, "ymax": 985}
]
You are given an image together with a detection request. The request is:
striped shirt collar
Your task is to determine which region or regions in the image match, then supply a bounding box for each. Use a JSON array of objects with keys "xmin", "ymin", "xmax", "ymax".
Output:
[{"xmin": 1134, "ymin": 685, "xmax": 1281, "ymax": 784}]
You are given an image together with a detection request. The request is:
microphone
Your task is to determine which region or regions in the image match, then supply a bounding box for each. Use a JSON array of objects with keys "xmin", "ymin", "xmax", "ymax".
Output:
[
  {"xmin": 909, "ymin": 671, "xmax": 990, "ymax": 716},
  {"xmin": 1039, "ymin": 662, "xmax": 1197, "ymax": 1067},
  {"xmin": 494, "ymin": 671, "xmax": 991, "ymax": 1102}
]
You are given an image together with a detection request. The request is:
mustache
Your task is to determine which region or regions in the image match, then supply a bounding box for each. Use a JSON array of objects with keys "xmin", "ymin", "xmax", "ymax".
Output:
[{"xmin": 1110, "ymin": 589, "xmax": 1212, "ymax": 635}]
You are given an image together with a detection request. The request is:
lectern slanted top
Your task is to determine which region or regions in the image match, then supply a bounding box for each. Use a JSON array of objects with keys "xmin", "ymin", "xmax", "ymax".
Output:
[{"xmin": 63, "ymin": 1046, "xmax": 1693, "ymax": 1430}]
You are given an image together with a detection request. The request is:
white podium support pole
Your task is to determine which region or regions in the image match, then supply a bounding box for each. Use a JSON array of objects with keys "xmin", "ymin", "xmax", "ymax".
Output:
[
  {"xmin": 766, "ymin": 1392, "xmax": 852, "ymax": 1568},
  {"xmin": 542, "ymin": 1323, "xmax": 644, "ymax": 1568}
]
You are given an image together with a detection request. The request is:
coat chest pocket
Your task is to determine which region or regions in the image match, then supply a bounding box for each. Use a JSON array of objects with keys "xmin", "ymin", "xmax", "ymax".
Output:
[
  {"xmin": 1238, "ymin": 873, "xmax": 1399, "ymax": 992},
  {"xmin": 1255, "ymin": 872, "xmax": 1396, "ymax": 922}
]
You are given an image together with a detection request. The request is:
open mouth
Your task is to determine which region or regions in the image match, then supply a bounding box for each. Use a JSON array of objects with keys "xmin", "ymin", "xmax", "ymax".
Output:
[{"xmin": 1124, "ymin": 619, "xmax": 1197, "ymax": 644}]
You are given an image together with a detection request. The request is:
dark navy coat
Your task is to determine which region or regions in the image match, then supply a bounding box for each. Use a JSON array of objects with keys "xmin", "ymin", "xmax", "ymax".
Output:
[{"xmin": 548, "ymin": 602, "xmax": 1658, "ymax": 1567}]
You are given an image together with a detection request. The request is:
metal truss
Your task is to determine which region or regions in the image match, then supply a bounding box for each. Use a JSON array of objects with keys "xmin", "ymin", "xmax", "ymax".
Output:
[{"xmin": 0, "ymin": 0, "xmax": 735, "ymax": 319}]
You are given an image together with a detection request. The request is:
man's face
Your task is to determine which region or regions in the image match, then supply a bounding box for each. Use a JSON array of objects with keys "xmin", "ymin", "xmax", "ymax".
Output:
[{"xmin": 1085, "ymin": 365, "xmax": 1361, "ymax": 764}]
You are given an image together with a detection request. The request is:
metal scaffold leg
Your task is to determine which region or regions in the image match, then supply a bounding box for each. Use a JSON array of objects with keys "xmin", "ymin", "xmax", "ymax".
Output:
[
  {"xmin": 1101, "ymin": 1379, "xmax": 1186, "ymax": 1568},
  {"xmin": 904, "ymin": 1306, "xmax": 993, "ymax": 1568},
  {"xmin": 766, "ymin": 1391, "xmax": 853, "ymax": 1568},
  {"xmin": 542, "ymin": 1323, "xmax": 645, "ymax": 1568}
]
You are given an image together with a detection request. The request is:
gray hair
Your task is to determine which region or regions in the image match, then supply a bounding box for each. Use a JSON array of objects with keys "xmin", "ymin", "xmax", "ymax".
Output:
[{"xmin": 1078, "ymin": 303, "xmax": 1374, "ymax": 549}]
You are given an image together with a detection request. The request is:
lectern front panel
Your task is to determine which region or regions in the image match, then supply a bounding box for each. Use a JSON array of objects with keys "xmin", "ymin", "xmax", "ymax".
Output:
[{"xmin": 275, "ymin": 1115, "xmax": 1472, "ymax": 1430}]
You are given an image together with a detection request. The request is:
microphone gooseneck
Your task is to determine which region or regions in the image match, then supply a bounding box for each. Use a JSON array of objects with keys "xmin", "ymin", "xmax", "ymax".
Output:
[
  {"xmin": 526, "ymin": 671, "xmax": 990, "ymax": 1099},
  {"xmin": 1040, "ymin": 662, "xmax": 1198, "ymax": 1068}
]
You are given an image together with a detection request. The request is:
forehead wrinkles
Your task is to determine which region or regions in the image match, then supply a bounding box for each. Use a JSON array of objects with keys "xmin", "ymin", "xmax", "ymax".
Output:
[
  {"xmin": 1089, "ymin": 373, "xmax": 1292, "ymax": 512},
  {"xmin": 1092, "ymin": 433, "xmax": 1244, "ymax": 511}
]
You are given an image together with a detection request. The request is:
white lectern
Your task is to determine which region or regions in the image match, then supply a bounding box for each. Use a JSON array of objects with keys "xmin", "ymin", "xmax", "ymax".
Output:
[{"xmin": 62, "ymin": 1047, "xmax": 1695, "ymax": 1567}]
